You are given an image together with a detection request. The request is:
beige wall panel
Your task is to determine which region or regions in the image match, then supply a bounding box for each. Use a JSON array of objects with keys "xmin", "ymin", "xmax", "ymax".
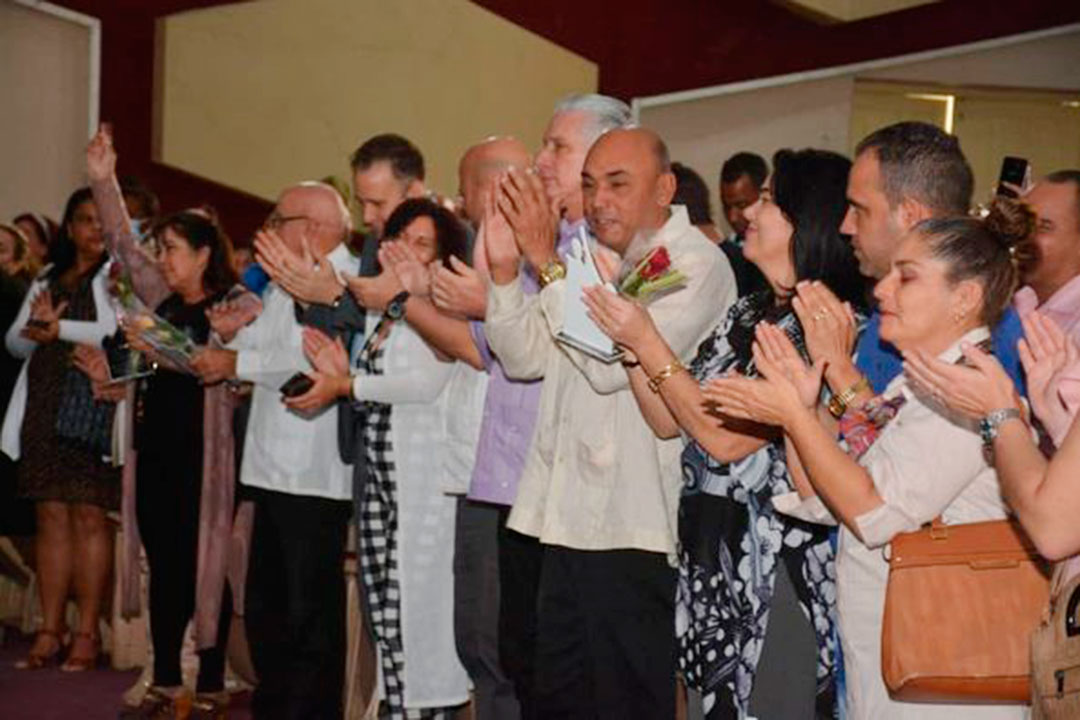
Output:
[
  {"xmin": 159, "ymin": 0, "xmax": 597, "ymax": 202},
  {"xmin": 862, "ymin": 30, "xmax": 1080, "ymax": 91},
  {"xmin": 954, "ymin": 93, "xmax": 1080, "ymax": 201},
  {"xmin": 639, "ymin": 77, "xmax": 854, "ymax": 234},
  {"xmin": 0, "ymin": 1, "xmax": 91, "ymax": 222}
]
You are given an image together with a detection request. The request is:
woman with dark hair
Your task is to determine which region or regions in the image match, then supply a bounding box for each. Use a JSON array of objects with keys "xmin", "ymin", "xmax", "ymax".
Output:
[
  {"xmin": 381, "ymin": 196, "xmax": 470, "ymax": 271},
  {"xmin": 294, "ymin": 197, "xmax": 471, "ymax": 718},
  {"xmin": 706, "ymin": 200, "xmax": 1031, "ymax": 719},
  {"xmin": 83, "ymin": 126, "xmax": 252, "ymax": 717},
  {"xmin": 585, "ymin": 148, "xmax": 865, "ymax": 718},
  {"xmin": 2, "ymin": 186, "xmax": 119, "ymax": 672}
]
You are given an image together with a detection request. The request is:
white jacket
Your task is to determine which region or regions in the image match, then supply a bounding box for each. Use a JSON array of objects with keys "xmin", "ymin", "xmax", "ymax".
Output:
[{"xmin": 1, "ymin": 263, "xmax": 117, "ymax": 461}]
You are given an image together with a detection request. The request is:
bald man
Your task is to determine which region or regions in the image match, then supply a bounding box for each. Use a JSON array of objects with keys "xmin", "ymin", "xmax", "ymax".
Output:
[
  {"xmin": 192, "ymin": 181, "xmax": 358, "ymax": 719},
  {"xmin": 484, "ymin": 127, "xmax": 736, "ymax": 718}
]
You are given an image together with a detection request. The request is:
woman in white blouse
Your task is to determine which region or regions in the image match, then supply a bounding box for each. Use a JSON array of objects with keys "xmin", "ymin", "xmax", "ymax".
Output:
[
  {"xmin": 705, "ymin": 200, "xmax": 1034, "ymax": 719},
  {"xmin": 3, "ymin": 187, "xmax": 117, "ymax": 670},
  {"xmin": 298, "ymin": 198, "xmax": 471, "ymax": 719}
]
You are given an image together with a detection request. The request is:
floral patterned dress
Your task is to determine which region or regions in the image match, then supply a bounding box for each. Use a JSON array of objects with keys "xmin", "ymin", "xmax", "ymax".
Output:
[{"xmin": 677, "ymin": 292, "xmax": 840, "ymax": 719}]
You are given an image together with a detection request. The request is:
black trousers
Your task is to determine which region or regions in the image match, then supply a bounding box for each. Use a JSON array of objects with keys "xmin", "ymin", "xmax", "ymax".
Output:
[
  {"xmin": 136, "ymin": 452, "xmax": 231, "ymax": 692},
  {"xmin": 532, "ymin": 546, "xmax": 677, "ymax": 720},
  {"xmin": 245, "ymin": 487, "xmax": 351, "ymax": 720},
  {"xmin": 454, "ymin": 499, "xmax": 521, "ymax": 720},
  {"xmin": 498, "ymin": 525, "xmax": 543, "ymax": 720}
]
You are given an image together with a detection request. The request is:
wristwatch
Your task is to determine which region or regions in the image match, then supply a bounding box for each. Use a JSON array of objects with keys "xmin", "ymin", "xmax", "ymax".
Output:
[
  {"xmin": 537, "ymin": 259, "xmax": 567, "ymax": 288},
  {"xmin": 828, "ymin": 376, "xmax": 870, "ymax": 418},
  {"xmin": 979, "ymin": 407, "xmax": 1023, "ymax": 447},
  {"xmin": 385, "ymin": 290, "xmax": 410, "ymax": 321}
]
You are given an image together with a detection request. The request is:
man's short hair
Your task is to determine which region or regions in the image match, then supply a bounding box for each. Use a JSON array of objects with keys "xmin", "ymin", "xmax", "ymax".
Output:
[
  {"xmin": 720, "ymin": 152, "xmax": 767, "ymax": 188},
  {"xmin": 350, "ymin": 133, "xmax": 425, "ymax": 183},
  {"xmin": 553, "ymin": 93, "xmax": 632, "ymax": 145},
  {"xmin": 855, "ymin": 121, "xmax": 973, "ymax": 216},
  {"xmin": 671, "ymin": 162, "xmax": 712, "ymax": 225},
  {"xmin": 1043, "ymin": 170, "xmax": 1080, "ymax": 230}
]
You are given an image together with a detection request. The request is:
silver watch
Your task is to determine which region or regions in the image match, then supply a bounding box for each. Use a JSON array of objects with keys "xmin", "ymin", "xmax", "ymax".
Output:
[{"xmin": 979, "ymin": 407, "xmax": 1022, "ymax": 447}]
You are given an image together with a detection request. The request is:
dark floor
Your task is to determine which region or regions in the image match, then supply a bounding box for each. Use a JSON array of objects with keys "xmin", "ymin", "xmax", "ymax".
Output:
[{"xmin": 0, "ymin": 631, "xmax": 252, "ymax": 719}]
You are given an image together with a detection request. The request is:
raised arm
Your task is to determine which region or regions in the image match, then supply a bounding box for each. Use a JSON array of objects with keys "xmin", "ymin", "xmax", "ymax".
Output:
[{"xmin": 86, "ymin": 125, "xmax": 170, "ymax": 308}]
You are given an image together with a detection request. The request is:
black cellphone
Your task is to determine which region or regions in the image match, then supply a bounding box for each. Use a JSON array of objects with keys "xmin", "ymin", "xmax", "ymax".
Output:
[
  {"xmin": 279, "ymin": 372, "xmax": 315, "ymax": 398},
  {"xmin": 996, "ymin": 156, "xmax": 1029, "ymax": 198},
  {"xmin": 26, "ymin": 318, "xmax": 49, "ymax": 330}
]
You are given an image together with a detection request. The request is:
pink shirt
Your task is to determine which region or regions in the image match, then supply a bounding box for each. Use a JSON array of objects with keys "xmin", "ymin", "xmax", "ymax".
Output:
[{"xmin": 1014, "ymin": 276, "xmax": 1080, "ymax": 445}]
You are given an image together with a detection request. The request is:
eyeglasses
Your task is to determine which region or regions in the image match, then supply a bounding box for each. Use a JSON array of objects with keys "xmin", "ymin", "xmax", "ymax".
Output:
[{"xmin": 263, "ymin": 212, "xmax": 310, "ymax": 231}]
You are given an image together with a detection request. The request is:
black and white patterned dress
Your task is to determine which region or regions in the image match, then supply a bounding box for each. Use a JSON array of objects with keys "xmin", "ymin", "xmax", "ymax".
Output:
[
  {"xmin": 355, "ymin": 326, "xmax": 460, "ymax": 720},
  {"xmin": 677, "ymin": 292, "xmax": 840, "ymax": 719}
]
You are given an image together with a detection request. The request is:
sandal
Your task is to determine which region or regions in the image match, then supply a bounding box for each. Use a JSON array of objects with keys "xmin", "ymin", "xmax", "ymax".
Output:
[
  {"xmin": 60, "ymin": 630, "xmax": 100, "ymax": 672},
  {"xmin": 118, "ymin": 686, "xmax": 192, "ymax": 719},
  {"xmin": 190, "ymin": 691, "xmax": 229, "ymax": 719},
  {"xmin": 14, "ymin": 628, "xmax": 66, "ymax": 670}
]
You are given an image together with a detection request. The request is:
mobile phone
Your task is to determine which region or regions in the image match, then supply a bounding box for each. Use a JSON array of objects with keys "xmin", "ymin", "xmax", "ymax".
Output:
[
  {"xmin": 26, "ymin": 318, "xmax": 49, "ymax": 330},
  {"xmin": 279, "ymin": 372, "xmax": 315, "ymax": 398},
  {"xmin": 996, "ymin": 157, "xmax": 1029, "ymax": 198}
]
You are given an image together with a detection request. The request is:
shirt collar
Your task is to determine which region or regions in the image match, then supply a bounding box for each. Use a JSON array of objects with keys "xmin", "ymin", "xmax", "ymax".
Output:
[
  {"xmin": 936, "ymin": 326, "xmax": 992, "ymax": 365},
  {"xmin": 1015, "ymin": 274, "xmax": 1080, "ymax": 319}
]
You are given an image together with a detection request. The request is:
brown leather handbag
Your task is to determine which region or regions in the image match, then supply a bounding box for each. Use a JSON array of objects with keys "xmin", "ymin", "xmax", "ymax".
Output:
[
  {"xmin": 1031, "ymin": 561, "xmax": 1080, "ymax": 718},
  {"xmin": 881, "ymin": 517, "xmax": 1051, "ymax": 703}
]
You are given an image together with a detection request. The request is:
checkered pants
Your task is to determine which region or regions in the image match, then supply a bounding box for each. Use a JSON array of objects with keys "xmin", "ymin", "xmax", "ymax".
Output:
[{"xmin": 356, "ymin": 360, "xmax": 456, "ymax": 719}]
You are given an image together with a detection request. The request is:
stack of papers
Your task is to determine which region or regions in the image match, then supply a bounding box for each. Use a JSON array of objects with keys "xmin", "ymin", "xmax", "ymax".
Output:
[{"xmin": 555, "ymin": 228, "xmax": 622, "ymax": 363}]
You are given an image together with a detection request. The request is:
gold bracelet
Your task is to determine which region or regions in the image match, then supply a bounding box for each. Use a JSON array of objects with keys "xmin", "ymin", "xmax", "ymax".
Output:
[
  {"xmin": 537, "ymin": 259, "xmax": 566, "ymax": 288},
  {"xmin": 827, "ymin": 375, "xmax": 871, "ymax": 418},
  {"xmin": 647, "ymin": 360, "xmax": 686, "ymax": 393}
]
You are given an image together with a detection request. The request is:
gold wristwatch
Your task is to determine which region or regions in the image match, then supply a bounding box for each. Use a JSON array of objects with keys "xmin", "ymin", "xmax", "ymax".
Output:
[
  {"xmin": 537, "ymin": 259, "xmax": 566, "ymax": 288},
  {"xmin": 828, "ymin": 376, "xmax": 870, "ymax": 418}
]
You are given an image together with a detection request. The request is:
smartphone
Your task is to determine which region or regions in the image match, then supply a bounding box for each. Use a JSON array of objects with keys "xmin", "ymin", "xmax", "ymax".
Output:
[
  {"xmin": 996, "ymin": 157, "xmax": 1029, "ymax": 198},
  {"xmin": 279, "ymin": 372, "xmax": 315, "ymax": 398}
]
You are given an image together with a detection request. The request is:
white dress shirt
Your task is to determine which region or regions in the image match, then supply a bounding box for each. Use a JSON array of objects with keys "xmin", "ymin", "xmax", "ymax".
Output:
[
  {"xmin": 775, "ymin": 327, "xmax": 1023, "ymax": 720},
  {"xmin": 484, "ymin": 206, "xmax": 736, "ymax": 555},
  {"xmin": 229, "ymin": 243, "xmax": 358, "ymax": 501}
]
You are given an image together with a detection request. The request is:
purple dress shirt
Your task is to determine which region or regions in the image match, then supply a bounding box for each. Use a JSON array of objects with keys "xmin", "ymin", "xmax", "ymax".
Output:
[{"xmin": 467, "ymin": 219, "xmax": 584, "ymax": 505}]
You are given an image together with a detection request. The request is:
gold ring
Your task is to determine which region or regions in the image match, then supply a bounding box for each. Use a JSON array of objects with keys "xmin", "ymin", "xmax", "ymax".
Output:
[{"xmin": 812, "ymin": 310, "xmax": 829, "ymax": 322}]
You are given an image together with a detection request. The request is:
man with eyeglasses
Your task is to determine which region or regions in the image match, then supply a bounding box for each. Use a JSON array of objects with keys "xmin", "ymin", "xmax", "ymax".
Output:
[{"xmin": 190, "ymin": 181, "xmax": 358, "ymax": 720}]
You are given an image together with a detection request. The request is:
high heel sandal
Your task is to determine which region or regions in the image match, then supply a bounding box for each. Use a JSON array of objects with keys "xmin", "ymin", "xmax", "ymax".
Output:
[
  {"xmin": 118, "ymin": 686, "xmax": 193, "ymax": 720},
  {"xmin": 60, "ymin": 630, "xmax": 100, "ymax": 672},
  {"xmin": 14, "ymin": 628, "xmax": 66, "ymax": 669},
  {"xmin": 190, "ymin": 691, "xmax": 228, "ymax": 720}
]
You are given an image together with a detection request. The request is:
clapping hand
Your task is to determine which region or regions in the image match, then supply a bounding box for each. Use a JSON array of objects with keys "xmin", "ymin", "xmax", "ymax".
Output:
[
  {"xmin": 72, "ymin": 344, "xmax": 126, "ymax": 402},
  {"xmin": 379, "ymin": 240, "xmax": 431, "ymax": 297},
  {"xmin": 21, "ymin": 290, "xmax": 68, "ymax": 344},
  {"xmin": 703, "ymin": 324, "xmax": 823, "ymax": 427},
  {"xmin": 283, "ymin": 328, "xmax": 351, "ymax": 413},
  {"xmin": 581, "ymin": 286, "xmax": 655, "ymax": 353},
  {"xmin": 791, "ymin": 281, "xmax": 857, "ymax": 373},
  {"xmin": 1018, "ymin": 311, "xmax": 1078, "ymax": 445},
  {"xmin": 206, "ymin": 291, "xmax": 262, "ymax": 342},
  {"xmin": 255, "ymin": 230, "xmax": 343, "ymax": 306},
  {"xmin": 344, "ymin": 267, "xmax": 403, "ymax": 312},
  {"xmin": 497, "ymin": 167, "xmax": 559, "ymax": 271},
  {"xmin": 431, "ymin": 255, "xmax": 487, "ymax": 320},
  {"xmin": 902, "ymin": 342, "xmax": 1019, "ymax": 419},
  {"xmin": 482, "ymin": 182, "xmax": 521, "ymax": 285}
]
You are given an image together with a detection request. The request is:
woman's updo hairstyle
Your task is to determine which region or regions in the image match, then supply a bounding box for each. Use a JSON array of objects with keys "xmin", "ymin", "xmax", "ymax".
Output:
[{"xmin": 914, "ymin": 197, "xmax": 1036, "ymax": 327}]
